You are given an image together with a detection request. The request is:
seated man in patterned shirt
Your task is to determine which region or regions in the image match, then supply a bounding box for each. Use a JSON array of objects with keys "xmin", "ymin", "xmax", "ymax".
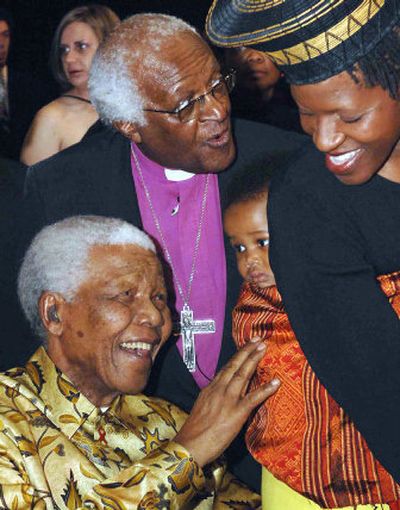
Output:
[{"xmin": 0, "ymin": 215, "xmax": 279, "ymax": 509}]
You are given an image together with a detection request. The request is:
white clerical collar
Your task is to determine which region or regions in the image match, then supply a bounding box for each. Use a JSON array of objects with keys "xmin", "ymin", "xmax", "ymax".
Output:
[{"xmin": 164, "ymin": 168, "xmax": 195, "ymax": 182}]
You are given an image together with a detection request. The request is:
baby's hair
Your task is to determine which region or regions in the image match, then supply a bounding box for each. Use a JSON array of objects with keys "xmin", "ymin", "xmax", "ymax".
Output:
[{"xmin": 224, "ymin": 151, "xmax": 293, "ymax": 211}]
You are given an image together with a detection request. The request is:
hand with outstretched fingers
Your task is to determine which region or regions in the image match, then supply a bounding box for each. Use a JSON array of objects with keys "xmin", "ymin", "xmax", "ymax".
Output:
[{"xmin": 175, "ymin": 338, "xmax": 280, "ymax": 467}]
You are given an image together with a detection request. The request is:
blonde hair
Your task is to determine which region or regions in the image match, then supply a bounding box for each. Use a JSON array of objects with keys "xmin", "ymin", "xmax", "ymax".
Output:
[{"xmin": 50, "ymin": 4, "xmax": 120, "ymax": 91}]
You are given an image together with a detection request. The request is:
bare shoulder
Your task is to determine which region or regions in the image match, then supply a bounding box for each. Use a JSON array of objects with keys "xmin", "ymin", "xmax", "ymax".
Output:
[
  {"xmin": 20, "ymin": 99, "xmax": 68, "ymax": 165},
  {"xmin": 30, "ymin": 98, "xmax": 70, "ymax": 128},
  {"xmin": 21, "ymin": 96, "xmax": 98, "ymax": 165},
  {"xmin": 44, "ymin": 95, "xmax": 98, "ymax": 127}
]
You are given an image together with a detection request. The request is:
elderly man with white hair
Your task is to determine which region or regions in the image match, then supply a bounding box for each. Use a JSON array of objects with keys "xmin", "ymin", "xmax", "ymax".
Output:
[
  {"xmin": 19, "ymin": 13, "xmax": 303, "ymax": 488},
  {"xmin": 0, "ymin": 215, "xmax": 279, "ymax": 509}
]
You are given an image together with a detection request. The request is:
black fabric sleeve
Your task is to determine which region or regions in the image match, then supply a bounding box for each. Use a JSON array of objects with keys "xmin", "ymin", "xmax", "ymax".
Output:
[
  {"xmin": 268, "ymin": 176, "xmax": 400, "ymax": 482},
  {"xmin": 20, "ymin": 165, "xmax": 48, "ymax": 251},
  {"xmin": 7, "ymin": 167, "xmax": 48, "ymax": 365}
]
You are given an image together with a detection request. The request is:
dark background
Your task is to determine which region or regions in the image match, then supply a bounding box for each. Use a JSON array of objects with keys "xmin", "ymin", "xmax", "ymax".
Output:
[{"xmin": 3, "ymin": 0, "xmax": 212, "ymax": 101}]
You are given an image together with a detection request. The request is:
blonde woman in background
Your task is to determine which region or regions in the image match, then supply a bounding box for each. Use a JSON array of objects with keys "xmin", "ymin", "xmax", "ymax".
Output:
[{"xmin": 21, "ymin": 5, "xmax": 119, "ymax": 165}]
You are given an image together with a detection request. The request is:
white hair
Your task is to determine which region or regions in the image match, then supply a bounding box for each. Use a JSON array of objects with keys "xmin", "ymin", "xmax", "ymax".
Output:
[
  {"xmin": 18, "ymin": 216, "xmax": 155, "ymax": 340},
  {"xmin": 88, "ymin": 13, "xmax": 198, "ymax": 126}
]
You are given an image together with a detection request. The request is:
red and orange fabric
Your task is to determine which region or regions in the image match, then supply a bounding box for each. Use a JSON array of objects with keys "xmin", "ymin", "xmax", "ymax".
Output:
[{"xmin": 233, "ymin": 275, "xmax": 400, "ymax": 508}]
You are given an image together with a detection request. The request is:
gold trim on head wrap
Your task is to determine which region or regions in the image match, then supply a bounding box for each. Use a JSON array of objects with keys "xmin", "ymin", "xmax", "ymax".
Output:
[
  {"xmin": 209, "ymin": 0, "xmax": 384, "ymax": 50},
  {"xmin": 207, "ymin": 0, "xmax": 399, "ymax": 84},
  {"xmin": 234, "ymin": 0, "xmax": 284, "ymax": 14},
  {"xmin": 265, "ymin": 0, "xmax": 384, "ymax": 66}
]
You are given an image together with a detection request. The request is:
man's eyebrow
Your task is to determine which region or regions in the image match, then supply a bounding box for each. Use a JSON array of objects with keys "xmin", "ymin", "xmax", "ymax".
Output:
[{"xmin": 175, "ymin": 68, "xmax": 222, "ymax": 103}]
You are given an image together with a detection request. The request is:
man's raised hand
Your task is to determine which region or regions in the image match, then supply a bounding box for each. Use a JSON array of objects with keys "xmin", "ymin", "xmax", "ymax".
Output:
[{"xmin": 175, "ymin": 339, "xmax": 280, "ymax": 467}]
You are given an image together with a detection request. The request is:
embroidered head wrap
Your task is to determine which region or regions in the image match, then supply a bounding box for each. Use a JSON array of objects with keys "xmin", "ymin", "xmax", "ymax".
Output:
[{"xmin": 206, "ymin": 0, "xmax": 400, "ymax": 84}]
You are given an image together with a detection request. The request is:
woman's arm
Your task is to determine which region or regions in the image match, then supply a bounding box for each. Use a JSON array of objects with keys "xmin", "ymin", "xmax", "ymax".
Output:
[{"xmin": 20, "ymin": 103, "xmax": 62, "ymax": 166}]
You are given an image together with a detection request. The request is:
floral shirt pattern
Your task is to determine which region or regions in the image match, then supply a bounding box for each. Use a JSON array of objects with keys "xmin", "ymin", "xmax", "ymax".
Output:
[{"xmin": 0, "ymin": 347, "xmax": 260, "ymax": 509}]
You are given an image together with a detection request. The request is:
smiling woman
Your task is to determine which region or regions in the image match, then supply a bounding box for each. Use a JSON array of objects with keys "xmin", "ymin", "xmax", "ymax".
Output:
[
  {"xmin": 291, "ymin": 70, "xmax": 400, "ymax": 185},
  {"xmin": 20, "ymin": 5, "xmax": 119, "ymax": 166},
  {"xmin": 207, "ymin": 0, "xmax": 400, "ymax": 508}
]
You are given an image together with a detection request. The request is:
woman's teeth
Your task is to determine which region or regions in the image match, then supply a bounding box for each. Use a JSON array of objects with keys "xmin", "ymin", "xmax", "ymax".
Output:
[{"xmin": 329, "ymin": 149, "xmax": 360, "ymax": 164}]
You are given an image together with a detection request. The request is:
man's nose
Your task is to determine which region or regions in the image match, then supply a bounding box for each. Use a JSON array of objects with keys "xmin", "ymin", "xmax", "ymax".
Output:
[
  {"xmin": 200, "ymin": 91, "xmax": 230, "ymax": 122},
  {"xmin": 312, "ymin": 116, "xmax": 345, "ymax": 153},
  {"xmin": 133, "ymin": 297, "xmax": 164, "ymax": 328}
]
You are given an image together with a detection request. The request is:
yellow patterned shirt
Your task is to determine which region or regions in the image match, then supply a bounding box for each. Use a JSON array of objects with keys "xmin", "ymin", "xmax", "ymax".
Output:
[{"xmin": 0, "ymin": 347, "xmax": 260, "ymax": 509}]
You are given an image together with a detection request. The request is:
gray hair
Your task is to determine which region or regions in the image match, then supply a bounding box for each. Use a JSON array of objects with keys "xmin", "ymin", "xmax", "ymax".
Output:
[
  {"xmin": 88, "ymin": 13, "xmax": 198, "ymax": 126},
  {"xmin": 18, "ymin": 216, "xmax": 155, "ymax": 340}
]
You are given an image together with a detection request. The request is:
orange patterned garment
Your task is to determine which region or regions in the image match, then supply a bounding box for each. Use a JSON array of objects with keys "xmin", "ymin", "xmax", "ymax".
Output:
[{"xmin": 233, "ymin": 276, "xmax": 400, "ymax": 508}]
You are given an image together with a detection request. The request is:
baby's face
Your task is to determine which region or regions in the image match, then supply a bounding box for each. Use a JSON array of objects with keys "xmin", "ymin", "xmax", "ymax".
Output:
[{"xmin": 224, "ymin": 193, "xmax": 276, "ymax": 288}]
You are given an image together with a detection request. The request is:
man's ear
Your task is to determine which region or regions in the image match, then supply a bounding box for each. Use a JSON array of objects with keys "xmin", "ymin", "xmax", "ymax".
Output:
[
  {"xmin": 39, "ymin": 292, "xmax": 66, "ymax": 337},
  {"xmin": 113, "ymin": 121, "xmax": 142, "ymax": 144}
]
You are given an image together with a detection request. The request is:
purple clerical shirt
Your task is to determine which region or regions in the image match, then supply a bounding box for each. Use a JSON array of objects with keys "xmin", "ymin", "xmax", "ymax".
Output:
[{"xmin": 131, "ymin": 143, "xmax": 226, "ymax": 388}]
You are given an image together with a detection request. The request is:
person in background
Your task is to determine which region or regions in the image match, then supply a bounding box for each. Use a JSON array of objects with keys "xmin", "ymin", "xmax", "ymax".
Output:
[
  {"xmin": 20, "ymin": 5, "xmax": 119, "ymax": 165},
  {"xmin": 224, "ymin": 46, "xmax": 302, "ymax": 132},
  {"xmin": 0, "ymin": 8, "xmax": 11, "ymax": 147},
  {"xmin": 0, "ymin": 76, "xmax": 29, "ymax": 369},
  {"xmin": 0, "ymin": 8, "xmax": 50, "ymax": 158},
  {"xmin": 207, "ymin": 0, "xmax": 400, "ymax": 491},
  {"xmin": 224, "ymin": 160, "xmax": 400, "ymax": 509},
  {"xmin": 0, "ymin": 215, "xmax": 279, "ymax": 509}
]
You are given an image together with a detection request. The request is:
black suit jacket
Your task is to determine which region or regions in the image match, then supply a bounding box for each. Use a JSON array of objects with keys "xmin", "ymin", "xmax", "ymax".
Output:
[
  {"xmin": 0, "ymin": 157, "xmax": 30, "ymax": 369},
  {"xmin": 18, "ymin": 118, "xmax": 304, "ymax": 489},
  {"xmin": 1, "ymin": 66, "xmax": 55, "ymax": 159}
]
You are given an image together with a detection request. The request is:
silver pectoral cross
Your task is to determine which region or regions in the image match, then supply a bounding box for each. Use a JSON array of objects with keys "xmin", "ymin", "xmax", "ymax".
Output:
[{"xmin": 179, "ymin": 304, "xmax": 216, "ymax": 372}]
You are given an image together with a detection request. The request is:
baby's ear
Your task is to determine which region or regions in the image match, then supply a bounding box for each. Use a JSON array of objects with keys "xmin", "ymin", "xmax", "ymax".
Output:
[{"xmin": 113, "ymin": 121, "xmax": 142, "ymax": 143}]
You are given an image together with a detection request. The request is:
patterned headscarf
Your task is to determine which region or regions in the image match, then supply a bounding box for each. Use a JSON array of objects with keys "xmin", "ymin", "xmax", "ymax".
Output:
[{"xmin": 206, "ymin": 0, "xmax": 400, "ymax": 84}]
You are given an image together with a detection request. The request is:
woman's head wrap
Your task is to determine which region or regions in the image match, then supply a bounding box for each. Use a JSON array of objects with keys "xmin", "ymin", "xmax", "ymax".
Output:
[{"xmin": 206, "ymin": 0, "xmax": 400, "ymax": 84}]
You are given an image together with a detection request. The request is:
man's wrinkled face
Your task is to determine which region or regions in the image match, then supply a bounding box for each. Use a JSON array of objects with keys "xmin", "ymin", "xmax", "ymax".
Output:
[
  {"xmin": 126, "ymin": 32, "xmax": 236, "ymax": 173},
  {"xmin": 0, "ymin": 20, "xmax": 10, "ymax": 68},
  {"xmin": 50, "ymin": 244, "xmax": 171, "ymax": 406}
]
